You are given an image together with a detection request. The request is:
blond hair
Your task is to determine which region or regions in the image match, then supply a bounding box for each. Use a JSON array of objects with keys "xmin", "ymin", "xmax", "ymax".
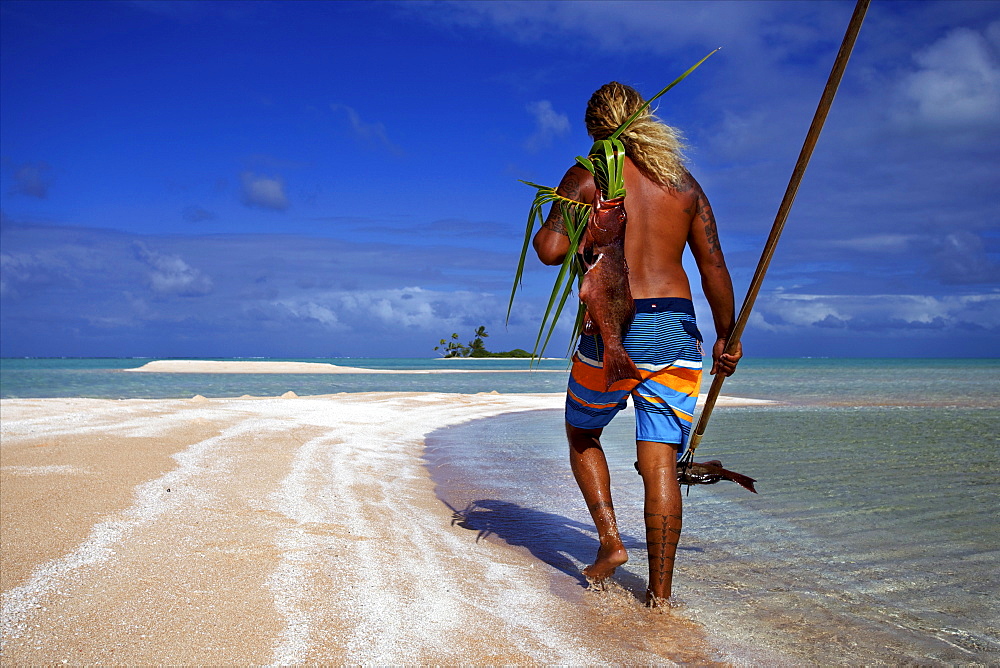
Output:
[{"xmin": 585, "ymin": 82, "xmax": 687, "ymax": 187}]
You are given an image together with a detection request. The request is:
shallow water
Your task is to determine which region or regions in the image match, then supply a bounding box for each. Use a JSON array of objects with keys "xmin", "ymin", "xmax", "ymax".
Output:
[
  {"xmin": 0, "ymin": 357, "xmax": 571, "ymax": 398},
  {"xmin": 5, "ymin": 357, "xmax": 998, "ymax": 405},
  {"xmin": 5, "ymin": 357, "xmax": 998, "ymax": 662},
  {"xmin": 425, "ymin": 402, "xmax": 1000, "ymax": 664}
]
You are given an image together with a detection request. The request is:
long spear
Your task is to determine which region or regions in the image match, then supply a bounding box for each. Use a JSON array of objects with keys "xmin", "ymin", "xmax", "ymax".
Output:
[{"xmin": 684, "ymin": 0, "xmax": 871, "ymax": 461}]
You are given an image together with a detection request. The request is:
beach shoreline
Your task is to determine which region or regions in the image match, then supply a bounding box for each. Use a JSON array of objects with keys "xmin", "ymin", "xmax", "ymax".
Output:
[
  {"xmin": 122, "ymin": 360, "xmax": 567, "ymax": 374},
  {"xmin": 0, "ymin": 391, "xmax": 770, "ymax": 664}
]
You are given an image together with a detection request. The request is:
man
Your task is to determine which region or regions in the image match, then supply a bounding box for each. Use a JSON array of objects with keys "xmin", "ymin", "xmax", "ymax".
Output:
[{"xmin": 532, "ymin": 82, "xmax": 742, "ymax": 605}]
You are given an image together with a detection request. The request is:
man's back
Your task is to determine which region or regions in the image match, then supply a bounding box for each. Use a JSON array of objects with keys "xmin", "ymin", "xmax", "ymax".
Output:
[
  {"xmin": 536, "ymin": 158, "xmax": 719, "ymax": 303},
  {"xmin": 620, "ymin": 158, "xmax": 699, "ymax": 300}
]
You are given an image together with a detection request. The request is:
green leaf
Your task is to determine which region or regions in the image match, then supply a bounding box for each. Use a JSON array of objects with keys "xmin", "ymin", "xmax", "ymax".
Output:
[
  {"xmin": 538, "ymin": 258, "xmax": 581, "ymax": 359},
  {"xmin": 507, "ymin": 181, "xmax": 592, "ymax": 332},
  {"xmin": 577, "ymin": 137, "xmax": 627, "ymax": 199},
  {"xmin": 530, "ymin": 200, "xmax": 589, "ymax": 360},
  {"xmin": 610, "ymin": 47, "xmax": 721, "ymax": 141},
  {"xmin": 507, "ymin": 184, "xmax": 549, "ymax": 322}
]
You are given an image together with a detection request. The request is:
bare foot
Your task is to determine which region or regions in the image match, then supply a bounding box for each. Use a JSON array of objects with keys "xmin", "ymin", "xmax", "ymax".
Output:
[
  {"xmin": 582, "ymin": 543, "xmax": 628, "ymax": 581},
  {"xmin": 645, "ymin": 589, "xmax": 679, "ymax": 608}
]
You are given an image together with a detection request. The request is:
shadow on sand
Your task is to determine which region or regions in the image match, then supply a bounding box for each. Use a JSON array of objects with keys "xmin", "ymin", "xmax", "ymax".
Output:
[
  {"xmin": 447, "ymin": 498, "xmax": 704, "ymax": 598},
  {"xmin": 425, "ymin": 410, "xmax": 702, "ymax": 603}
]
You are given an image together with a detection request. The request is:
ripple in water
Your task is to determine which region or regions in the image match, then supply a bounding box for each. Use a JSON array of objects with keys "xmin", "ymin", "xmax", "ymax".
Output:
[{"xmin": 425, "ymin": 405, "xmax": 1000, "ymax": 664}]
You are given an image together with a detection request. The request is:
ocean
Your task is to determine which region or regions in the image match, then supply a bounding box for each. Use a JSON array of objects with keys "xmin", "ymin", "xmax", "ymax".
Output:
[
  {"xmin": 0, "ymin": 357, "xmax": 572, "ymax": 398},
  {"xmin": 3, "ymin": 357, "xmax": 998, "ymax": 663}
]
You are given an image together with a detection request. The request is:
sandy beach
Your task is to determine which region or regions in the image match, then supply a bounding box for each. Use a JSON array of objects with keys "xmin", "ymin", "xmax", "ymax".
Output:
[{"xmin": 1, "ymin": 390, "xmax": 767, "ymax": 664}]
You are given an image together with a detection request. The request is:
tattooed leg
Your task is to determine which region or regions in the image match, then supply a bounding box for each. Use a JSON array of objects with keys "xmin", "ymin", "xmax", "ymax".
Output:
[
  {"xmin": 567, "ymin": 423, "xmax": 628, "ymax": 581},
  {"xmin": 644, "ymin": 510, "xmax": 682, "ymax": 605},
  {"xmin": 636, "ymin": 440, "xmax": 683, "ymax": 605}
]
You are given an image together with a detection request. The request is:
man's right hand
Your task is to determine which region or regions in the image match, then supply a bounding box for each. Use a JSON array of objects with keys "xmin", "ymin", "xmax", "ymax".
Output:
[{"xmin": 710, "ymin": 338, "xmax": 742, "ymax": 376}]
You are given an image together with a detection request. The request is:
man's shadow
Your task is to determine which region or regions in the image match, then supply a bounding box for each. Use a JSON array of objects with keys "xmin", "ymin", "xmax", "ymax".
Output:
[
  {"xmin": 427, "ymin": 410, "xmax": 702, "ymax": 600},
  {"xmin": 447, "ymin": 497, "xmax": 653, "ymax": 593}
]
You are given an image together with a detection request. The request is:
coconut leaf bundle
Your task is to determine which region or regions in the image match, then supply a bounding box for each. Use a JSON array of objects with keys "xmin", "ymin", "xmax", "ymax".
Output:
[{"xmin": 508, "ymin": 48, "xmax": 720, "ymax": 361}]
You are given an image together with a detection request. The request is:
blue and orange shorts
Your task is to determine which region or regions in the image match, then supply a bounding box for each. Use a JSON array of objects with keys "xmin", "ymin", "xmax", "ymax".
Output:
[{"xmin": 565, "ymin": 297, "xmax": 703, "ymax": 455}]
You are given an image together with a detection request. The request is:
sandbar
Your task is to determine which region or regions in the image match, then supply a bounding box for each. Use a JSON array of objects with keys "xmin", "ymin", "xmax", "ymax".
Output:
[
  {"xmin": 1, "ymin": 391, "xmax": 767, "ymax": 664},
  {"xmin": 124, "ymin": 360, "xmax": 565, "ymax": 374}
]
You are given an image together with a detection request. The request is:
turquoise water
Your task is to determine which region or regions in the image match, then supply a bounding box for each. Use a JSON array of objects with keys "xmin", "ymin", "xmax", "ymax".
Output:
[
  {"xmin": 0, "ymin": 357, "xmax": 572, "ymax": 398},
  {"xmin": 3, "ymin": 357, "xmax": 997, "ymax": 405},
  {"xmin": 3, "ymin": 357, "xmax": 998, "ymax": 663},
  {"xmin": 717, "ymin": 357, "xmax": 999, "ymax": 407},
  {"xmin": 424, "ymin": 359, "xmax": 1000, "ymax": 664}
]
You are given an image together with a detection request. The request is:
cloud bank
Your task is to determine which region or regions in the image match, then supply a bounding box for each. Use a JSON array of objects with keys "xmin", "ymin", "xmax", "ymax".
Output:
[
  {"xmin": 3, "ymin": 219, "xmax": 997, "ymax": 358},
  {"xmin": 896, "ymin": 22, "xmax": 1000, "ymax": 129}
]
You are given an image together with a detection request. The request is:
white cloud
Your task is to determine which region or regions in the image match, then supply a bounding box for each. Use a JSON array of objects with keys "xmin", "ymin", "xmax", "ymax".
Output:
[
  {"xmin": 133, "ymin": 243, "xmax": 213, "ymax": 297},
  {"xmin": 931, "ymin": 231, "xmax": 999, "ymax": 285},
  {"xmin": 240, "ymin": 171, "xmax": 289, "ymax": 211},
  {"xmin": 0, "ymin": 249, "xmax": 77, "ymax": 297},
  {"xmin": 273, "ymin": 286, "xmax": 498, "ymax": 332},
  {"xmin": 750, "ymin": 293, "xmax": 1000, "ymax": 333},
  {"xmin": 330, "ymin": 103, "xmax": 403, "ymax": 155},
  {"xmin": 896, "ymin": 23, "xmax": 1000, "ymax": 128},
  {"xmin": 764, "ymin": 294, "xmax": 850, "ymax": 328},
  {"xmin": 826, "ymin": 234, "xmax": 925, "ymax": 254},
  {"xmin": 415, "ymin": 1, "xmax": 796, "ymax": 58},
  {"xmin": 707, "ymin": 108, "xmax": 773, "ymax": 161},
  {"xmin": 524, "ymin": 100, "xmax": 570, "ymax": 152},
  {"xmin": 277, "ymin": 300, "xmax": 345, "ymax": 329},
  {"xmin": 820, "ymin": 231, "xmax": 998, "ymax": 285},
  {"xmin": 0, "ymin": 253, "xmax": 26, "ymax": 297}
]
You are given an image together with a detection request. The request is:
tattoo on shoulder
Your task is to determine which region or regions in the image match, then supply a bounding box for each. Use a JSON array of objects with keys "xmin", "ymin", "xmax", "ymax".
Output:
[
  {"xmin": 543, "ymin": 204, "xmax": 568, "ymax": 235},
  {"xmin": 560, "ymin": 172, "xmax": 581, "ymax": 201},
  {"xmin": 542, "ymin": 170, "xmax": 584, "ymax": 236}
]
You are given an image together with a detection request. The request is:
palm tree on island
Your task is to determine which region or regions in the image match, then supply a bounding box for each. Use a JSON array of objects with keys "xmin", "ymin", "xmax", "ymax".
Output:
[{"xmin": 433, "ymin": 326, "xmax": 532, "ymax": 358}]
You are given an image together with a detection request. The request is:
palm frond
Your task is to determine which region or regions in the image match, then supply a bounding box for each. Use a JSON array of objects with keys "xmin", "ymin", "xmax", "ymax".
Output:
[
  {"xmin": 507, "ymin": 182, "xmax": 590, "ymax": 363},
  {"xmin": 507, "ymin": 182, "xmax": 588, "ymax": 320},
  {"xmin": 610, "ymin": 47, "xmax": 721, "ymax": 141},
  {"xmin": 508, "ymin": 50, "xmax": 721, "ymax": 362},
  {"xmin": 576, "ymin": 138, "xmax": 627, "ymax": 199},
  {"xmin": 531, "ymin": 200, "xmax": 590, "ymax": 360}
]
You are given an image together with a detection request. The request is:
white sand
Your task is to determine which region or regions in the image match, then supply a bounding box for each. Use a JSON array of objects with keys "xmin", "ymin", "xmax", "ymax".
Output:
[
  {"xmin": 124, "ymin": 360, "xmax": 565, "ymax": 374},
  {"xmin": 0, "ymin": 391, "xmax": 767, "ymax": 664}
]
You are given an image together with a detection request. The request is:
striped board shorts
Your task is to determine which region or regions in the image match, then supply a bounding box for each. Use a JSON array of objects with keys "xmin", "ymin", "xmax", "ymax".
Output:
[{"xmin": 565, "ymin": 297, "xmax": 703, "ymax": 454}]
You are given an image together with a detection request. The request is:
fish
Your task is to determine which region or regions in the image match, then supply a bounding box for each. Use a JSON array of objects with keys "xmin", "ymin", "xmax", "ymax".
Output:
[
  {"xmin": 634, "ymin": 458, "xmax": 757, "ymax": 492},
  {"xmin": 677, "ymin": 459, "xmax": 758, "ymax": 493},
  {"xmin": 577, "ymin": 189, "xmax": 642, "ymax": 390}
]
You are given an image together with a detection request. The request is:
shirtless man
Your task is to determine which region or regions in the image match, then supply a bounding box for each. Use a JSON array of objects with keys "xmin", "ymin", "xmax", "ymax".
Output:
[{"xmin": 532, "ymin": 82, "xmax": 742, "ymax": 605}]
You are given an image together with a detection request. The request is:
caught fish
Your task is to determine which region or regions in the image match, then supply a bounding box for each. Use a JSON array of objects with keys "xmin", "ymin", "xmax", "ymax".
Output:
[
  {"xmin": 678, "ymin": 459, "xmax": 757, "ymax": 493},
  {"xmin": 578, "ymin": 189, "xmax": 642, "ymax": 390},
  {"xmin": 634, "ymin": 459, "xmax": 757, "ymax": 492}
]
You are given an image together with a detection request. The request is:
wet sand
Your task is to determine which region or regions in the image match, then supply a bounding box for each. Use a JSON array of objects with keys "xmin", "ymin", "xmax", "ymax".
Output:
[{"xmin": 1, "ymin": 392, "xmax": 766, "ymax": 664}]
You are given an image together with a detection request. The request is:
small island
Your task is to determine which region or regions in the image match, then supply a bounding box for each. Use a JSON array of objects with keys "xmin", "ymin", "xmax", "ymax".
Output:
[{"xmin": 433, "ymin": 326, "xmax": 533, "ymax": 358}]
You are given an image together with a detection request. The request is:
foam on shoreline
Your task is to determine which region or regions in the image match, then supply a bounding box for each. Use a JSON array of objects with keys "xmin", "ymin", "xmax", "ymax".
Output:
[{"xmin": 1, "ymin": 392, "xmax": 739, "ymax": 664}]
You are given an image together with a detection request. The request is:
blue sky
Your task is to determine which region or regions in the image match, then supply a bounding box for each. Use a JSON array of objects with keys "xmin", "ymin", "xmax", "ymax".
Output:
[{"xmin": 1, "ymin": 0, "xmax": 998, "ymax": 358}]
